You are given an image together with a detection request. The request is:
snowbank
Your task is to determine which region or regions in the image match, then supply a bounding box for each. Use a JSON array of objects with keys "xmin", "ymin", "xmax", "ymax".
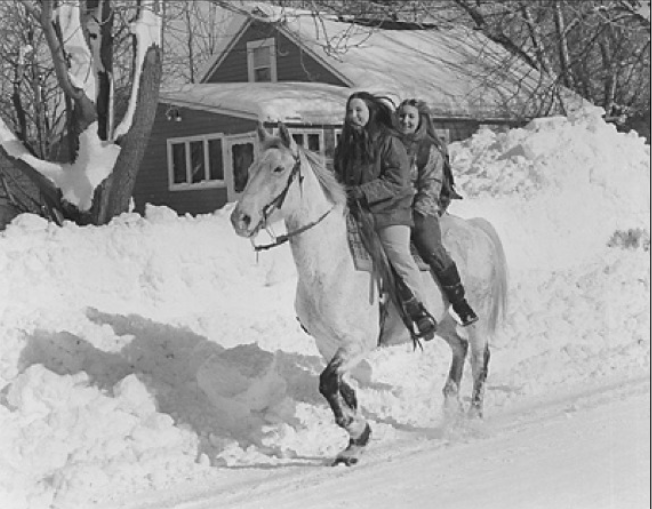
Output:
[{"xmin": 0, "ymin": 112, "xmax": 648, "ymax": 508}]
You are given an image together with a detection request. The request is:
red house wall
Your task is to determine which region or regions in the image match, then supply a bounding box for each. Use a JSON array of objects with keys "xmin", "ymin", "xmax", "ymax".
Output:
[
  {"xmin": 204, "ymin": 20, "xmax": 348, "ymax": 86},
  {"xmin": 133, "ymin": 104, "xmax": 257, "ymax": 216}
]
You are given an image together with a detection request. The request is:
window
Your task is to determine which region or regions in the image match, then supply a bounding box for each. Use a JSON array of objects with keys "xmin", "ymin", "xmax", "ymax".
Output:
[
  {"xmin": 247, "ymin": 38, "xmax": 277, "ymax": 83},
  {"xmin": 224, "ymin": 134, "xmax": 257, "ymax": 202},
  {"xmin": 325, "ymin": 128, "xmax": 342, "ymax": 161},
  {"xmin": 274, "ymin": 128, "xmax": 325, "ymax": 154},
  {"xmin": 167, "ymin": 135, "xmax": 225, "ymax": 190},
  {"xmin": 334, "ymin": 128, "xmax": 342, "ymax": 147},
  {"xmin": 231, "ymin": 142, "xmax": 254, "ymax": 194}
]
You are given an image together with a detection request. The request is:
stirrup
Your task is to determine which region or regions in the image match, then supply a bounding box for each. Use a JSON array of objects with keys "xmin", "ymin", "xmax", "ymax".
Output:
[
  {"xmin": 451, "ymin": 304, "xmax": 478, "ymax": 327},
  {"xmin": 460, "ymin": 314, "xmax": 479, "ymax": 327},
  {"xmin": 414, "ymin": 315, "xmax": 436, "ymax": 340}
]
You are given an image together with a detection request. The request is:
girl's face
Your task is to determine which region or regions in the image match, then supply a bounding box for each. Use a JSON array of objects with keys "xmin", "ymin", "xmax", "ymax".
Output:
[
  {"xmin": 398, "ymin": 104, "xmax": 419, "ymax": 135},
  {"xmin": 347, "ymin": 98, "xmax": 370, "ymax": 129}
]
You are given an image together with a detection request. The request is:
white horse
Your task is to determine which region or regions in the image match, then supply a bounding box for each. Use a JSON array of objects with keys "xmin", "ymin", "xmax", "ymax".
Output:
[{"xmin": 231, "ymin": 123, "xmax": 508, "ymax": 465}]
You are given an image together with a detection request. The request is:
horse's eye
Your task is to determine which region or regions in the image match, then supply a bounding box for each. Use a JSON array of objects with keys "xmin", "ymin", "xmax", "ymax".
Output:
[{"xmin": 273, "ymin": 166, "xmax": 284, "ymax": 174}]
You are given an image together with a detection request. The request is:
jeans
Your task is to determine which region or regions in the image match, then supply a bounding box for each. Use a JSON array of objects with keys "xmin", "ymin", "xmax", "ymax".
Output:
[
  {"xmin": 411, "ymin": 212, "xmax": 454, "ymax": 274},
  {"xmin": 377, "ymin": 224, "xmax": 427, "ymax": 304}
]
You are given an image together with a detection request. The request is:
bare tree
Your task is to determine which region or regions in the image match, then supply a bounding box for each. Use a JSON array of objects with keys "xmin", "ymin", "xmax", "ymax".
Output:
[
  {"xmin": 160, "ymin": 1, "xmax": 237, "ymax": 86},
  {"xmin": 449, "ymin": 0, "xmax": 650, "ymax": 125},
  {"xmin": 287, "ymin": 0, "xmax": 649, "ymax": 127},
  {"xmin": 209, "ymin": 0, "xmax": 649, "ymax": 121},
  {"xmin": 0, "ymin": 0, "xmax": 162, "ymax": 225}
]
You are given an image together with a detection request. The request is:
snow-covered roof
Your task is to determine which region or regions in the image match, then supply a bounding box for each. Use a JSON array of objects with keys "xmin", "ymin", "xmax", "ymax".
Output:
[
  {"xmin": 199, "ymin": 1, "xmax": 585, "ymax": 120},
  {"xmin": 160, "ymin": 81, "xmax": 351, "ymax": 125}
]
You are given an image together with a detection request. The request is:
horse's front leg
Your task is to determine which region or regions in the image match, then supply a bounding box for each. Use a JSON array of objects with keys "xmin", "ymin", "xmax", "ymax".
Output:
[{"xmin": 319, "ymin": 349, "xmax": 371, "ymax": 466}]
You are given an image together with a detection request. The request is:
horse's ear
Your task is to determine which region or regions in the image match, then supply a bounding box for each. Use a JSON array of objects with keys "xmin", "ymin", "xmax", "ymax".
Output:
[
  {"xmin": 257, "ymin": 122, "xmax": 271, "ymax": 143},
  {"xmin": 277, "ymin": 122, "xmax": 294, "ymax": 150}
]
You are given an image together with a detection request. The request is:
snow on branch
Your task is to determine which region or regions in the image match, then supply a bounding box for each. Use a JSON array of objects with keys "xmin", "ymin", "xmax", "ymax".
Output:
[
  {"xmin": 0, "ymin": 119, "xmax": 63, "ymax": 180},
  {"xmin": 113, "ymin": 0, "xmax": 162, "ymax": 140},
  {"xmin": 58, "ymin": 1, "xmax": 97, "ymax": 101}
]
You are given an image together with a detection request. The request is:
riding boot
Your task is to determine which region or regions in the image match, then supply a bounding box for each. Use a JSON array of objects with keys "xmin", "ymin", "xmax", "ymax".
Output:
[
  {"xmin": 436, "ymin": 263, "xmax": 479, "ymax": 327},
  {"xmin": 402, "ymin": 295, "xmax": 437, "ymax": 340}
]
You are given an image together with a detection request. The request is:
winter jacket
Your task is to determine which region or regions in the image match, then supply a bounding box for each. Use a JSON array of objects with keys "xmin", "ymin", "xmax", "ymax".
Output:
[
  {"xmin": 335, "ymin": 131, "xmax": 415, "ymax": 229},
  {"xmin": 401, "ymin": 135, "xmax": 444, "ymax": 217}
]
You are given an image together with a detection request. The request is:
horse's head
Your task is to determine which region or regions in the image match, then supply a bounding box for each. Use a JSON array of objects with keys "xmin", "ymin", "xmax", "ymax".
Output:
[{"xmin": 231, "ymin": 122, "xmax": 301, "ymax": 238}]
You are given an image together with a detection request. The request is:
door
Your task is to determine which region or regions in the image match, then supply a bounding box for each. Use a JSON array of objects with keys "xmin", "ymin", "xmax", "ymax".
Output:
[{"xmin": 224, "ymin": 133, "xmax": 256, "ymax": 202}]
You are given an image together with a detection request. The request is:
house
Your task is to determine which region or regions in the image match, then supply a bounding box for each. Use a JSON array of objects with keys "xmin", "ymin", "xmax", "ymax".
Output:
[
  {"xmin": 135, "ymin": 82, "xmax": 350, "ymax": 215},
  {"xmin": 133, "ymin": 1, "xmax": 581, "ymax": 216}
]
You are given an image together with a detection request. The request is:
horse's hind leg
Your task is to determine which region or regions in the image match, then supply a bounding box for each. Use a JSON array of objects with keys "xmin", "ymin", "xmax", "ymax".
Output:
[
  {"xmin": 319, "ymin": 349, "xmax": 371, "ymax": 466},
  {"xmin": 467, "ymin": 325, "xmax": 490, "ymax": 418},
  {"xmin": 437, "ymin": 316, "xmax": 468, "ymax": 410}
]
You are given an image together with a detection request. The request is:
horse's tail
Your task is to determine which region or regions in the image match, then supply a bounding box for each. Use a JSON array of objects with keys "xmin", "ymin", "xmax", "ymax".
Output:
[{"xmin": 468, "ymin": 217, "xmax": 508, "ymax": 336}]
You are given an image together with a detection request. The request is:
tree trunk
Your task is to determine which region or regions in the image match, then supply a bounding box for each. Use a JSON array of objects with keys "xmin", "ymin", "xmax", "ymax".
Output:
[
  {"xmin": 552, "ymin": 0, "xmax": 574, "ymax": 89},
  {"xmin": 86, "ymin": 0, "xmax": 115, "ymax": 141},
  {"xmin": 92, "ymin": 45, "xmax": 162, "ymax": 225}
]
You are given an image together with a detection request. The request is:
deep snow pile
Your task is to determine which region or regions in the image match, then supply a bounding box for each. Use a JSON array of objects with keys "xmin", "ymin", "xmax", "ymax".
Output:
[
  {"xmin": 0, "ymin": 109, "xmax": 649, "ymax": 509},
  {"xmin": 451, "ymin": 107, "xmax": 650, "ymax": 269}
]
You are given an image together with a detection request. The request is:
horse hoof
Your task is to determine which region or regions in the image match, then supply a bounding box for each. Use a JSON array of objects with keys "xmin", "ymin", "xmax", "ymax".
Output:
[
  {"xmin": 331, "ymin": 423, "xmax": 371, "ymax": 466},
  {"xmin": 332, "ymin": 454, "xmax": 359, "ymax": 467}
]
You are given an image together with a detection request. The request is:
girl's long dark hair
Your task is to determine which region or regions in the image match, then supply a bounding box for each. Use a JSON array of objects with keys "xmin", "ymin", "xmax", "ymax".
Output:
[{"xmin": 334, "ymin": 92, "xmax": 399, "ymax": 171}]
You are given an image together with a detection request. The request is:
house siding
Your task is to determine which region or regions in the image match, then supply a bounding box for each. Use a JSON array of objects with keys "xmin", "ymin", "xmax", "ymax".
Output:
[
  {"xmin": 133, "ymin": 104, "xmax": 257, "ymax": 216},
  {"xmin": 204, "ymin": 21, "xmax": 348, "ymax": 86},
  {"xmin": 135, "ymin": 110, "xmax": 520, "ymax": 217}
]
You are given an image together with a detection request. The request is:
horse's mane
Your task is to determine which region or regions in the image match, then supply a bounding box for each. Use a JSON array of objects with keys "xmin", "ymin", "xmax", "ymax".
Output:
[{"xmin": 262, "ymin": 137, "xmax": 348, "ymax": 208}]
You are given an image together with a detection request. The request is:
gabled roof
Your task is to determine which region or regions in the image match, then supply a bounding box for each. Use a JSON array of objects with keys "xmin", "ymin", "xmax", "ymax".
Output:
[
  {"xmin": 160, "ymin": 82, "xmax": 351, "ymax": 125},
  {"xmin": 200, "ymin": 1, "xmax": 585, "ymax": 120}
]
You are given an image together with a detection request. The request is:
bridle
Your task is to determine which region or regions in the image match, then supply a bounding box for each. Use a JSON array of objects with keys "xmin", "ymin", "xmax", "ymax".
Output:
[{"xmin": 251, "ymin": 150, "xmax": 335, "ymax": 252}]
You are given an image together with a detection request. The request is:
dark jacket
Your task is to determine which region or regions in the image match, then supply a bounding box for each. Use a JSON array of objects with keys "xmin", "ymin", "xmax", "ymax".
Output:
[
  {"xmin": 411, "ymin": 141, "xmax": 445, "ymax": 217},
  {"xmin": 403, "ymin": 133, "xmax": 461, "ymax": 216},
  {"xmin": 335, "ymin": 131, "xmax": 415, "ymax": 229},
  {"xmin": 400, "ymin": 124, "xmax": 445, "ymax": 217}
]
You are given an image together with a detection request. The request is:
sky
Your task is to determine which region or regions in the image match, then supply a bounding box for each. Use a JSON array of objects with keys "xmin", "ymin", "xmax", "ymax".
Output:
[{"xmin": 0, "ymin": 104, "xmax": 649, "ymax": 509}]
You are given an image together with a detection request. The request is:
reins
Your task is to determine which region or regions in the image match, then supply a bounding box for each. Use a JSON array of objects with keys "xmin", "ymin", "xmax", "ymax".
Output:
[{"xmin": 251, "ymin": 151, "xmax": 335, "ymax": 252}]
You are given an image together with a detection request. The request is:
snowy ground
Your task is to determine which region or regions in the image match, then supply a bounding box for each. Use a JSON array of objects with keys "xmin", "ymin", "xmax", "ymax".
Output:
[
  {"xmin": 0, "ymin": 108, "xmax": 649, "ymax": 509},
  {"xmin": 100, "ymin": 376, "xmax": 651, "ymax": 509}
]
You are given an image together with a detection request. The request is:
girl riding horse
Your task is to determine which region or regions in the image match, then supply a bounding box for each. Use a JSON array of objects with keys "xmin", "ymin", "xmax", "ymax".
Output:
[
  {"xmin": 334, "ymin": 91, "xmax": 437, "ymax": 340},
  {"xmin": 396, "ymin": 98, "xmax": 478, "ymax": 326}
]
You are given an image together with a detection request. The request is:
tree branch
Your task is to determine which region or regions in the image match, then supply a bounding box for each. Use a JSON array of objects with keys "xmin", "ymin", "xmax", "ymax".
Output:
[
  {"xmin": 40, "ymin": 0, "xmax": 97, "ymax": 137},
  {"xmin": 520, "ymin": 1, "xmax": 552, "ymax": 74},
  {"xmin": 451, "ymin": 0, "xmax": 542, "ymax": 70}
]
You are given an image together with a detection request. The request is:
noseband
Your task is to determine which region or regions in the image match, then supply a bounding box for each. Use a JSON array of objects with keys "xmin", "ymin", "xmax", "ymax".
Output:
[{"xmin": 252, "ymin": 151, "xmax": 334, "ymax": 252}]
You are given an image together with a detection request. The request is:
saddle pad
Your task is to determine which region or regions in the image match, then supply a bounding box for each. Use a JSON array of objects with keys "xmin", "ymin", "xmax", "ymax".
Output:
[{"xmin": 346, "ymin": 215, "xmax": 429, "ymax": 273}]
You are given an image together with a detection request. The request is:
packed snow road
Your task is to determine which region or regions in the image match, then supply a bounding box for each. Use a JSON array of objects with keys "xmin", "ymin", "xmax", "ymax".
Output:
[{"xmin": 109, "ymin": 375, "xmax": 650, "ymax": 509}]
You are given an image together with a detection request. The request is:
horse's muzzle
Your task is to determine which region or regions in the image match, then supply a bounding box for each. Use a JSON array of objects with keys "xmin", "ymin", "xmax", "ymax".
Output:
[{"xmin": 230, "ymin": 205, "xmax": 260, "ymax": 238}]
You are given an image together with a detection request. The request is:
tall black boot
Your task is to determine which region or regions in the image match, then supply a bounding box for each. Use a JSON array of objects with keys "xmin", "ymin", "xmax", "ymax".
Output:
[
  {"xmin": 436, "ymin": 263, "xmax": 479, "ymax": 327},
  {"xmin": 402, "ymin": 295, "xmax": 437, "ymax": 340},
  {"xmin": 390, "ymin": 265, "xmax": 437, "ymax": 341}
]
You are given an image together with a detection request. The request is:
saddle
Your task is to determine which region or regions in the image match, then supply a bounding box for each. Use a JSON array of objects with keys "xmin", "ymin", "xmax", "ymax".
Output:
[{"xmin": 346, "ymin": 214, "xmax": 429, "ymax": 273}]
